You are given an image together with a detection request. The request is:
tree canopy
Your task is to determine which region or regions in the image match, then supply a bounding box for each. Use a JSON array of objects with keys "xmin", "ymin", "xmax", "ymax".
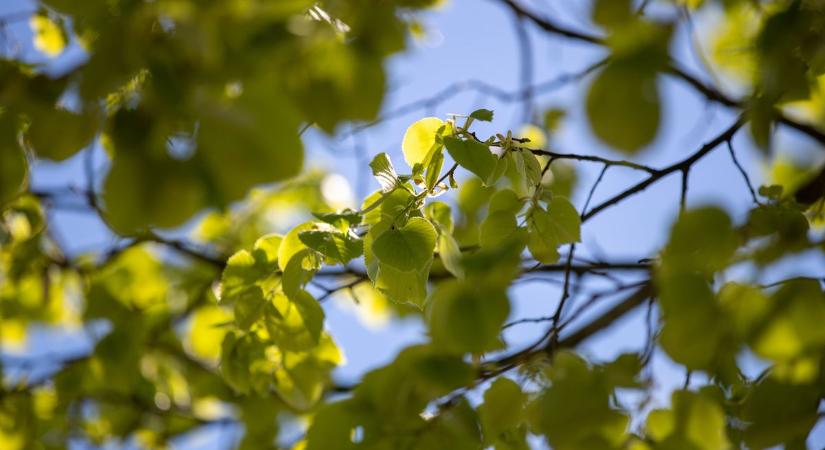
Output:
[{"xmin": 2, "ymin": 0, "xmax": 825, "ymax": 449}]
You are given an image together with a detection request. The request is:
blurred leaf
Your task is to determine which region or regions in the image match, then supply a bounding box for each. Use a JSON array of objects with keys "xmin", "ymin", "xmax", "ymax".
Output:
[
  {"xmin": 586, "ymin": 62, "xmax": 660, "ymax": 153},
  {"xmin": 428, "ymin": 279, "xmax": 509, "ymax": 354}
]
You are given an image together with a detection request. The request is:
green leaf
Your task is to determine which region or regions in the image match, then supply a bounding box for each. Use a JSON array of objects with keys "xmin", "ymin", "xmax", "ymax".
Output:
[
  {"xmin": 312, "ymin": 209, "xmax": 363, "ymax": 230},
  {"xmin": 299, "ymin": 226, "xmax": 363, "ymax": 265},
  {"xmin": 369, "ymin": 152, "xmax": 399, "ymax": 193},
  {"xmin": 661, "ymin": 206, "xmax": 738, "ymax": 276},
  {"xmin": 529, "ymin": 352, "xmax": 629, "ymax": 449},
  {"xmin": 365, "ymin": 220, "xmax": 431, "ymax": 307},
  {"xmin": 444, "ymin": 136, "xmax": 497, "ymax": 182},
  {"xmin": 278, "ymin": 222, "xmax": 315, "ymax": 272},
  {"xmin": 372, "ymin": 217, "xmax": 437, "ymax": 272},
  {"xmin": 657, "ymin": 273, "xmax": 724, "ymax": 370},
  {"xmin": 741, "ymin": 377, "xmax": 821, "ymax": 448},
  {"xmin": 362, "ymin": 188, "xmax": 415, "ymax": 226},
  {"xmin": 546, "ymin": 196, "xmax": 581, "ymax": 243},
  {"xmin": 543, "ymin": 108, "xmax": 566, "ymax": 133},
  {"xmin": 586, "ymin": 63, "xmax": 660, "ymax": 153},
  {"xmin": 305, "ymin": 401, "xmax": 364, "ymax": 450},
  {"xmin": 26, "ymin": 108, "xmax": 97, "ymax": 161},
  {"xmin": 282, "ymin": 248, "xmax": 322, "ymax": 299},
  {"xmin": 425, "ymin": 201, "xmax": 454, "ymax": 233},
  {"xmin": 425, "ymin": 147, "xmax": 445, "ymax": 192},
  {"xmin": 221, "ymin": 234, "xmax": 282, "ymax": 305},
  {"xmin": 355, "ymin": 345, "xmax": 474, "ymax": 422},
  {"xmin": 264, "ymin": 289, "xmax": 324, "ymax": 352},
  {"xmin": 233, "ymin": 287, "xmax": 267, "ymax": 330},
  {"xmin": 428, "ymin": 280, "xmax": 509, "ymax": 354},
  {"xmin": 593, "ymin": 0, "xmax": 632, "ymax": 29},
  {"xmin": 415, "ymin": 398, "xmax": 483, "ymax": 450},
  {"xmin": 374, "ymin": 260, "xmax": 431, "ymax": 308},
  {"xmin": 526, "ymin": 198, "xmax": 580, "ymax": 263},
  {"xmin": 479, "ymin": 378, "xmax": 526, "ymax": 445},
  {"xmin": 521, "ymin": 151, "xmax": 543, "ymax": 188},
  {"xmin": 751, "ymin": 280, "xmax": 825, "ymax": 367},
  {"xmin": 0, "ymin": 119, "xmax": 27, "ymax": 207},
  {"xmin": 480, "ymin": 210, "xmax": 519, "ymax": 249},
  {"xmin": 103, "ymin": 152, "xmax": 205, "ymax": 232},
  {"xmin": 645, "ymin": 390, "xmax": 730, "ymax": 450},
  {"xmin": 196, "ymin": 77, "xmax": 304, "ymax": 202},
  {"xmin": 438, "ymin": 232, "xmax": 464, "ymax": 279},
  {"xmin": 402, "ymin": 117, "xmax": 444, "ymax": 170},
  {"xmin": 489, "ymin": 189, "xmax": 524, "ymax": 215},
  {"xmin": 470, "ymin": 109, "xmax": 494, "ymax": 122},
  {"xmin": 718, "ymin": 282, "xmax": 771, "ymax": 339}
]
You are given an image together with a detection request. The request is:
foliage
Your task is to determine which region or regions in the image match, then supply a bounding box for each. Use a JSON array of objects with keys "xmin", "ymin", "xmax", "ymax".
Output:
[{"xmin": 2, "ymin": 0, "xmax": 825, "ymax": 449}]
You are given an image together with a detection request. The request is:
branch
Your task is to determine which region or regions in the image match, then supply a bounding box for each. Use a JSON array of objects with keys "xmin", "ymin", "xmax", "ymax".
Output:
[
  {"xmin": 582, "ymin": 118, "xmax": 744, "ymax": 221},
  {"xmin": 500, "ymin": 0, "xmax": 825, "ymax": 149},
  {"xmin": 483, "ymin": 283, "xmax": 654, "ymax": 376}
]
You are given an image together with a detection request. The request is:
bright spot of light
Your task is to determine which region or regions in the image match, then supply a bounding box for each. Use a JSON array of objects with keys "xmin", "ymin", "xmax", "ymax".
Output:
[{"xmin": 321, "ymin": 173, "xmax": 355, "ymax": 209}]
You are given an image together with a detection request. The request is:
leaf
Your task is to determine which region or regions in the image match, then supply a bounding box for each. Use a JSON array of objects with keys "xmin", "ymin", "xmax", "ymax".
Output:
[
  {"xmin": 188, "ymin": 304, "xmax": 232, "ymax": 362},
  {"xmin": 444, "ymin": 136, "xmax": 497, "ymax": 182},
  {"xmin": 371, "ymin": 217, "xmax": 437, "ymax": 272},
  {"xmin": 0, "ymin": 120, "xmax": 27, "ymax": 206},
  {"xmin": 428, "ymin": 280, "xmax": 509, "ymax": 354},
  {"xmin": 299, "ymin": 226, "xmax": 363, "ymax": 265},
  {"xmin": 479, "ymin": 378, "xmax": 526, "ymax": 445},
  {"xmin": 221, "ymin": 235, "xmax": 282, "ymax": 305},
  {"xmin": 543, "ymin": 108, "xmax": 566, "ymax": 133},
  {"xmin": 196, "ymin": 76, "xmax": 304, "ymax": 203},
  {"xmin": 741, "ymin": 377, "xmax": 821, "ymax": 448},
  {"xmin": 264, "ymin": 289, "xmax": 324, "ymax": 352},
  {"xmin": 282, "ymin": 248, "xmax": 323, "ymax": 299},
  {"xmin": 546, "ymin": 196, "xmax": 581, "ymax": 243},
  {"xmin": 526, "ymin": 198, "xmax": 580, "ymax": 263},
  {"xmin": 521, "ymin": 151, "xmax": 543, "ymax": 187},
  {"xmin": 365, "ymin": 220, "xmax": 432, "ymax": 307},
  {"xmin": 233, "ymin": 287, "xmax": 267, "ymax": 330},
  {"xmin": 529, "ymin": 352, "xmax": 630, "ymax": 449},
  {"xmin": 26, "ymin": 108, "xmax": 97, "ymax": 161},
  {"xmin": 402, "ymin": 117, "xmax": 444, "ymax": 170},
  {"xmin": 425, "ymin": 201, "xmax": 454, "ymax": 233},
  {"xmin": 374, "ymin": 261, "xmax": 431, "ymax": 308},
  {"xmin": 718, "ymin": 282, "xmax": 771, "ymax": 339},
  {"xmin": 593, "ymin": 0, "xmax": 632, "ymax": 29},
  {"xmin": 279, "ymin": 222, "xmax": 316, "ymax": 271},
  {"xmin": 369, "ymin": 152, "xmax": 399, "ymax": 193},
  {"xmin": 438, "ymin": 232, "xmax": 464, "ymax": 279},
  {"xmin": 586, "ymin": 63, "xmax": 660, "ymax": 153},
  {"xmin": 751, "ymin": 280, "xmax": 825, "ymax": 367},
  {"xmin": 480, "ymin": 210, "xmax": 518, "ymax": 249},
  {"xmin": 489, "ymin": 189, "xmax": 524, "ymax": 215},
  {"xmin": 661, "ymin": 206, "xmax": 738, "ymax": 276},
  {"xmin": 425, "ymin": 147, "xmax": 445, "ymax": 192},
  {"xmin": 657, "ymin": 273, "xmax": 724, "ymax": 370},
  {"xmin": 362, "ymin": 188, "xmax": 415, "ymax": 226},
  {"xmin": 470, "ymin": 109, "xmax": 494, "ymax": 122},
  {"xmin": 645, "ymin": 391, "xmax": 730, "ymax": 450},
  {"xmin": 312, "ymin": 209, "xmax": 363, "ymax": 230}
]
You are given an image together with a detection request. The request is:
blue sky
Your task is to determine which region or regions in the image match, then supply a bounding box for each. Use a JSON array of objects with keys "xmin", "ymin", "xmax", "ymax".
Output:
[{"xmin": 3, "ymin": 0, "xmax": 825, "ymax": 448}]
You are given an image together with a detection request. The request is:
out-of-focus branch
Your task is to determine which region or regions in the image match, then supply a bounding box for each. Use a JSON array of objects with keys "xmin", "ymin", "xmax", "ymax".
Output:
[{"xmin": 499, "ymin": 0, "xmax": 825, "ymax": 149}]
